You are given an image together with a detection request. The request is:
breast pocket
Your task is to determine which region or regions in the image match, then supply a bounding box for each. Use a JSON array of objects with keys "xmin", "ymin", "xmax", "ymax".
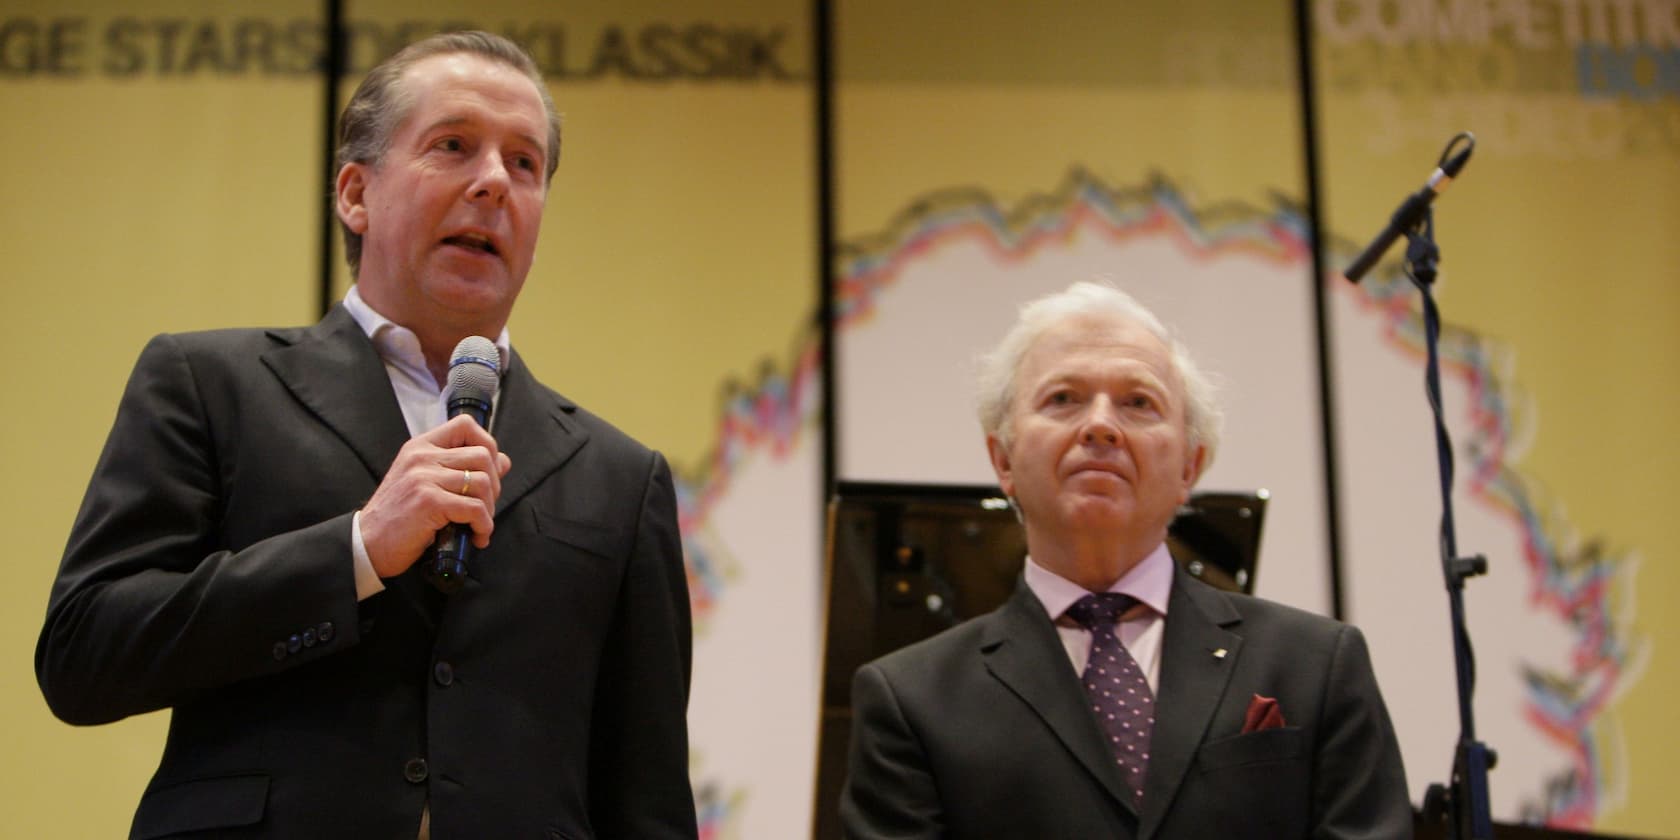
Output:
[
  {"xmin": 1195, "ymin": 725, "xmax": 1306, "ymax": 772},
  {"xmin": 1186, "ymin": 727, "xmax": 1310, "ymax": 837},
  {"xmin": 531, "ymin": 507, "xmax": 631, "ymax": 561},
  {"xmin": 511, "ymin": 507, "xmax": 634, "ymax": 627}
]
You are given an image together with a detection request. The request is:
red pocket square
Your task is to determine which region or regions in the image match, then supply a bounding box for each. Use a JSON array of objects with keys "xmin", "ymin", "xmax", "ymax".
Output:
[{"xmin": 1242, "ymin": 694, "xmax": 1286, "ymax": 733}]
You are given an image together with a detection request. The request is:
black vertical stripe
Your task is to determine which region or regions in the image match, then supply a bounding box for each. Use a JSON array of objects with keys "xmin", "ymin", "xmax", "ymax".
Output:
[
  {"xmin": 317, "ymin": 0, "xmax": 346, "ymax": 318},
  {"xmin": 1292, "ymin": 0, "xmax": 1347, "ymax": 620}
]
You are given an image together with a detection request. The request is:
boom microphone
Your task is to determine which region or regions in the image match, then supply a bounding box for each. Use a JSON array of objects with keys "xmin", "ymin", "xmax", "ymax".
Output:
[
  {"xmin": 1342, "ymin": 133, "xmax": 1475, "ymax": 283},
  {"xmin": 424, "ymin": 336, "xmax": 500, "ymax": 594}
]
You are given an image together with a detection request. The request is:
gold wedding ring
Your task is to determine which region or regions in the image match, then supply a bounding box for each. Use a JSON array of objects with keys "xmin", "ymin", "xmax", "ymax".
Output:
[{"xmin": 460, "ymin": 469, "xmax": 472, "ymax": 495}]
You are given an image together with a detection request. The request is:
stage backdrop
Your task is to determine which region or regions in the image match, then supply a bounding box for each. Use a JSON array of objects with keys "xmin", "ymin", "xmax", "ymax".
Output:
[{"xmin": 5, "ymin": 1, "xmax": 1676, "ymax": 837}]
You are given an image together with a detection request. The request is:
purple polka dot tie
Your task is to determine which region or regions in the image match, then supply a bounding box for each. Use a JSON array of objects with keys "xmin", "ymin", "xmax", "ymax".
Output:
[{"xmin": 1066, "ymin": 593, "xmax": 1154, "ymax": 804}]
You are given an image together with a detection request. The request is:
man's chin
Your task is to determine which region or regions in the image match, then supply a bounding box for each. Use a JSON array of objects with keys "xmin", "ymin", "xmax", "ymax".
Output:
[
  {"xmin": 424, "ymin": 274, "xmax": 518, "ymax": 316},
  {"xmin": 1058, "ymin": 497, "xmax": 1133, "ymax": 531}
]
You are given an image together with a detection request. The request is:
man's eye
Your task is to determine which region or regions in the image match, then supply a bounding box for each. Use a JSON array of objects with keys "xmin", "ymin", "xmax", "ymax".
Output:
[
  {"xmin": 1048, "ymin": 391, "xmax": 1074, "ymax": 405},
  {"xmin": 435, "ymin": 138, "xmax": 463, "ymax": 152},
  {"xmin": 513, "ymin": 155, "xmax": 538, "ymax": 172}
]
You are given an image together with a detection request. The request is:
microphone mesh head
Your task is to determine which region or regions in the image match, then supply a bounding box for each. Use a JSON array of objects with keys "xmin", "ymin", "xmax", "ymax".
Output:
[{"xmin": 446, "ymin": 336, "xmax": 500, "ymax": 403}]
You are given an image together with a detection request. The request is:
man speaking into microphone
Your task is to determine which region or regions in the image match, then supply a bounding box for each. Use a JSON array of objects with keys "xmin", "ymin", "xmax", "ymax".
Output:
[{"xmin": 35, "ymin": 31, "xmax": 696, "ymax": 839}]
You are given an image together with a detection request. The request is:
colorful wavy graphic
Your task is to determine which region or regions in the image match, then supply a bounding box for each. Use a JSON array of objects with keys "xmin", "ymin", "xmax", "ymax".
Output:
[
  {"xmin": 677, "ymin": 337, "xmax": 821, "ymax": 838},
  {"xmin": 676, "ymin": 335, "xmax": 823, "ymax": 631},
  {"xmin": 836, "ymin": 168, "xmax": 1312, "ymax": 329},
  {"xmin": 692, "ymin": 769, "xmax": 751, "ymax": 840}
]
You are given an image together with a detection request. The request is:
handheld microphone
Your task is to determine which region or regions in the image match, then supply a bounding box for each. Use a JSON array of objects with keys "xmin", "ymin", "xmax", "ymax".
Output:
[
  {"xmin": 424, "ymin": 336, "xmax": 500, "ymax": 594},
  {"xmin": 1342, "ymin": 133, "xmax": 1475, "ymax": 283}
]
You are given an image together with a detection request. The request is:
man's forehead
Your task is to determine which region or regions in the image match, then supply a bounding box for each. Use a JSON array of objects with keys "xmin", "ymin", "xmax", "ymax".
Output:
[
  {"xmin": 397, "ymin": 53, "xmax": 546, "ymax": 132},
  {"xmin": 1027, "ymin": 313, "xmax": 1173, "ymax": 371},
  {"xmin": 402, "ymin": 50, "xmax": 505, "ymax": 84}
]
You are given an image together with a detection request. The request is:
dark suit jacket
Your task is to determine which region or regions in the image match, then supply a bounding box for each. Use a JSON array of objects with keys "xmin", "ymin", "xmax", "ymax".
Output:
[
  {"xmin": 841, "ymin": 567, "xmax": 1411, "ymax": 839},
  {"xmin": 36, "ymin": 306, "xmax": 697, "ymax": 840}
]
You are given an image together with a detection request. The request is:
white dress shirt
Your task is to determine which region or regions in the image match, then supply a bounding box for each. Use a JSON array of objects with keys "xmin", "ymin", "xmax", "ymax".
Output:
[
  {"xmin": 1021, "ymin": 542, "xmax": 1175, "ymax": 693},
  {"xmin": 340, "ymin": 285, "xmax": 511, "ymax": 600}
]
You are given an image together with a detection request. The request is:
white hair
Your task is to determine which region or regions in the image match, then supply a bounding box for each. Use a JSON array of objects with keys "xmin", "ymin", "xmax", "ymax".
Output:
[{"xmin": 975, "ymin": 281, "xmax": 1222, "ymax": 467}]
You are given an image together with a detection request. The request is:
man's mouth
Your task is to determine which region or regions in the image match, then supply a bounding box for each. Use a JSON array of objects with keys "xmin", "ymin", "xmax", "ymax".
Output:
[
  {"xmin": 1069, "ymin": 463, "xmax": 1128, "ymax": 482},
  {"xmin": 442, "ymin": 233, "xmax": 498, "ymax": 256}
]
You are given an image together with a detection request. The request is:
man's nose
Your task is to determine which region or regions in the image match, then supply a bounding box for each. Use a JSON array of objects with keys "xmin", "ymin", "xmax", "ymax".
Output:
[
  {"xmin": 1081, "ymin": 425, "xmax": 1120, "ymax": 446},
  {"xmin": 1080, "ymin": 398, "xmax": 1123, "ymax": 445},
  {"xmin": 466, "ymin": 153, "xmax": 510, "ymax": 205}
]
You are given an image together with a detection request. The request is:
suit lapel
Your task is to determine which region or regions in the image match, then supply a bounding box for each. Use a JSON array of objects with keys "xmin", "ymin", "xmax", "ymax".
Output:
[
  {"xmin": 981, "ymin": 583, "xmax": 1136, "ymax": 816},
  {"xmin": 260, "ymin": 305, "xmax": 409, "ymax": 482},
  {"xmin": 486, "ymin": 349, "xmax": 586, "ymax": 516},
  {"xmin": 418, "ymin": 349, "xmax": 584, "ymax": 606},
  {"xmin": 260, "ymin": 314, "xmax": 587, "ymax": 622},
  {"xmin": 263, "ymin": 319, "xmax": 587, "ymax": 509},
  {"xmin": 260, "ymin": 307, "xmax": 447, "ymax": 625},
  {"xmin": 1137, "ymin": 568, "xmax": 1243, "ymax": 839}
]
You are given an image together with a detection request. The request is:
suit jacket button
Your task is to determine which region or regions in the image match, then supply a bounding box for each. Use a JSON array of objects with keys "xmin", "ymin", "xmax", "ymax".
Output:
[
  {"xmin": 287, "ymin": 633, "xmax": 302, "ymax": 654},
  {"xmin": 272, "ymin": 642, "xmax": 288, "ymax": 661},
  {"xmin": 301, "ymin": 627, "xmax": 317, "ymax": 647},
  {"xmin": 433, "ymin": 661, "xmax": 454, "ymax": 687},
  {"xmin": 317, "ymin": 621, "xmax": 335, "ymax": 643},
  {"xmin": 403, "ymin": 758, "xmax": 429, "ymax": 784}
]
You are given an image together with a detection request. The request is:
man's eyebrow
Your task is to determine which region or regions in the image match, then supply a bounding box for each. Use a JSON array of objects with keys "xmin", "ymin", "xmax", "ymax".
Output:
[
  {"xmin": 419, "ymin": 115, "xmax": 545, "ymax": 155},
  {"xmin": 1029, "ymin": 373, "xmax": 1086, "ymax": 395},
  {"xmin": 1038, "ymin": 369, "xmax": 1166, "ymax": 390},
  {"xmin": 419, "ymin": 115, "xmax": 469, "ymax": 134}
]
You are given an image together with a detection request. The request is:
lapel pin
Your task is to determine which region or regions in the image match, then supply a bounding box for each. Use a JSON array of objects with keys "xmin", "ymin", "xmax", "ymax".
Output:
[{"xmin": 1211, "ymin": 648, "xmax": 1228, "ymax": 659}]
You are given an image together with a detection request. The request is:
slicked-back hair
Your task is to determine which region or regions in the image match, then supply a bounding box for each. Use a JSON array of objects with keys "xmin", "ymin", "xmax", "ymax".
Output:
[
  {"xmin": 336, "ymin": 30, "xmax": 561, "ymax": 277},
  {"xmin": 975, "ymin": 280, "xmax": 1222, "ymax": 469}
]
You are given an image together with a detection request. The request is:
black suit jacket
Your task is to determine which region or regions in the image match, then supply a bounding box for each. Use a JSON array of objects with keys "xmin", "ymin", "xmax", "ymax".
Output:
[
  {"xmin": 37, "ymin": 306, "xmax": 697, "ymax": 839},
  {"xmin": 841, "ymin": 567, "xmax": 1411, "ymax": 839}
]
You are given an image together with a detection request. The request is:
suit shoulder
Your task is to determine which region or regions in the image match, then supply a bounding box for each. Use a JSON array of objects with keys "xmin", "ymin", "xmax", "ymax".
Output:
[
  {"xmin": 144, "ymin": 325, "xmax": 292, "ymax": 355},
  {"xmin": 861, "ymin": 608, "xmax": 997, "ymax": 679},
  {"xmin": 521, "ymin": 372, "xmax": 661, "ymax": 467},
  {"xmin": 1196, "ymin": 580, "xmax": 1360, "ymax": 644},
  {"xmin": 123, "ymin": 327, "xmax": 298, "ymax": 387}
]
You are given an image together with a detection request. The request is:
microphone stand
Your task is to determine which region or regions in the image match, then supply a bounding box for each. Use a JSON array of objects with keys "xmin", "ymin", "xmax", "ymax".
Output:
[{"xmin": 1398, "ymin": 194, "xmax": 1496, "ymax": 840}]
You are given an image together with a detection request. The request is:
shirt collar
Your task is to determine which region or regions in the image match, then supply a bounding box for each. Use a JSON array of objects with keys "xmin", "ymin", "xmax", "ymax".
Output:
[
  {"xmin": 342, "ymin": 284, "xmax": 512, "ymax": 375},
  {"xmin": 1024, "ymin": 541, "xmax": 1175, "ymax": 621}
]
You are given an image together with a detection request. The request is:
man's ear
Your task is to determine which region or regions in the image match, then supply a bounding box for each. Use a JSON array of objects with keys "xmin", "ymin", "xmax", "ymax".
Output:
[
  {"xmin": 1178, "ymin": 443, "xmax": 1208, "ymax": 503},
  {"xmin": 335, "ymin": 162, "xmax": 370, "ymax": 235},
  {"xmin": 986, "ymin": 435, "xmax": 1015, "ymax": 498}
]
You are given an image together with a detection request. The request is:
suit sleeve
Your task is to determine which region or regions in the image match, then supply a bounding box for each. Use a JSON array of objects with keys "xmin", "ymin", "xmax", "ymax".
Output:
[
  {"xmin": 1312, "ymin": 624, "xmax": 1414, "ymax": 839},
  {"xmin": 35, "ymin": 334, "xmax": 362, "ymax": 725},
  {"xmin": 586, "ymin": 452, "xmax": 698, "ymax": 839},
  {"xmin": 840, "ymin": 662, "xmax": 945, "ymax": 840}
]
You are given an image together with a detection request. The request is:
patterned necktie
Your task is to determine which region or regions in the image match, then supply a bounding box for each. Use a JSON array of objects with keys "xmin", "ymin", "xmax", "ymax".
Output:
[{"xmin": 1065, "ymin": 593, "xmax": 1155, "ymax": 804}]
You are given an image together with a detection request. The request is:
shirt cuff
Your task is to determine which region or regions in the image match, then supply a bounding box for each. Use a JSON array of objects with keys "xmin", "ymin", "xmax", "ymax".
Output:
[{"xmin": 351, "ymin": 510, "xmax": 386, "ymax": 601}]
